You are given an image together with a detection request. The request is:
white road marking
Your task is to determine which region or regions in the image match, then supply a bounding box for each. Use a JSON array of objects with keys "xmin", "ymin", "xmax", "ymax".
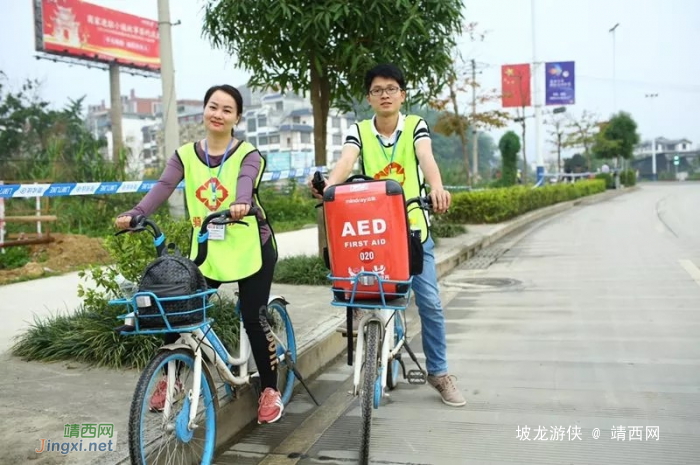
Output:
[{"xmin": 679, "ymin": 259, "xmax": 700, "ymax": 287}]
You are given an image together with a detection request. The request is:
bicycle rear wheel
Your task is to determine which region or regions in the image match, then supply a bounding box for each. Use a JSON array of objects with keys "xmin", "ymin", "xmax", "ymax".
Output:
[
  {"xmin": 360, "ymin": 321, "xmax": 381, "ymax": 465},
  {"xmin": 129, "ymin": 348, "xmax": 218, "ymax": 465}
]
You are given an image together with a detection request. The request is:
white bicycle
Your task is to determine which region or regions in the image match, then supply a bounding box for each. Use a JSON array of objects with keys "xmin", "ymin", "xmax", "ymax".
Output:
[{"xmin": 110, "ymin": 209, "xmax": 318, "ymax": 464}]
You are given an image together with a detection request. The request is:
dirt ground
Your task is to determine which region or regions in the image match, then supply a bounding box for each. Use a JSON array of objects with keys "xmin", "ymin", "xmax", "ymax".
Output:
[{"xmin": 0, "ymin": 234, "xmax": 111, "ymax": 285}]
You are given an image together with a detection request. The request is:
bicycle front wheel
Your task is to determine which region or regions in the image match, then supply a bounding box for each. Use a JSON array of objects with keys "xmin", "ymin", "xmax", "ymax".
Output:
[
  {"xmin": 360, "ymin": 321, "xmax": 381, "ymax": 465},
  {"xmin": 128, "ymin": 348, "xmax": 218, "ymax": 465}
]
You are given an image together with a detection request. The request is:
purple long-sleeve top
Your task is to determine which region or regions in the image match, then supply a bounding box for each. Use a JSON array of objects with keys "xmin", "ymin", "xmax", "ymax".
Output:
[{"xmin": 120, "ymin": 140, "xmax": 271, "ymax": 245}]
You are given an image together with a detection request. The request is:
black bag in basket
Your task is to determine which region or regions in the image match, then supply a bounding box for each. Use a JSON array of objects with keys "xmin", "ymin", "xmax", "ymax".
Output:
[{"xmin": 136, "ymin": 242, "xmax": 209, "ymax": 329}]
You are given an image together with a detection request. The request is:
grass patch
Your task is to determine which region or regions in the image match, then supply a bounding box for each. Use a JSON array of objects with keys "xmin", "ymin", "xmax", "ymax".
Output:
[
  {"xmin": 11, "ymin": 295, "xmax": 240, "ymax": 370},
  {"xmin": 0, "ymin": 246, "xmax": 32, "ymax": 270},
  {"xmin": 273, "ymin": 254, "xmax": 329, "ymax": 286}
]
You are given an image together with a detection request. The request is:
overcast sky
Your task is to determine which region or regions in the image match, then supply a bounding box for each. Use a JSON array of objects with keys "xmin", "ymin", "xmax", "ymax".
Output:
[{"xmin": 1, "ymin": 0, "xmax": 699, "ymax": 164}]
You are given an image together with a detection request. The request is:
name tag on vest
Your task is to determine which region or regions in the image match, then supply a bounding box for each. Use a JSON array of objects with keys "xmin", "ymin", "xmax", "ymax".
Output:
[{"xmin": 207, "ymin": 223, "xmax": 226, "ymax": 241}]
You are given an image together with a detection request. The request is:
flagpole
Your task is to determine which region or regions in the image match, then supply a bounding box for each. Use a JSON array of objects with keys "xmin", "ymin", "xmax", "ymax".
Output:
[{"xmin": 531, "ymin": 0, "xmax": 544, "ymax": 186}]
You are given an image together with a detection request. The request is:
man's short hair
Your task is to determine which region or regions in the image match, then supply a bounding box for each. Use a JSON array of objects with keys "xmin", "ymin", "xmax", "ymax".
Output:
[{"xmin": 364, "ymin": 63, "xmax": 406, "ymax": 94}]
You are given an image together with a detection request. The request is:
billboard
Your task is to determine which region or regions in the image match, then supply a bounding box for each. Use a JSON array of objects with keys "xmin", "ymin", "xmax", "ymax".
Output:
[
  {"xmin": 545, "ymin": 61, "xmax": 575, "ymax": 105},
  {"xmin": 34, "ymin": 0, "xmax": 160, "ymax": 72},
  {"xmin": 501, "ymin": 64, "xmax": 531, "ymax": 108}
]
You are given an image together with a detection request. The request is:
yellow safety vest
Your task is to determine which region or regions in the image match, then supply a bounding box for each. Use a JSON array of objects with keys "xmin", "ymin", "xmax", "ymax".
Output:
[
  {"xmin": 358, "ymin": 115, "xmax": 430, "ymax": 243},
  {"xmin": 179, "ymin": 140, "xmax": 274, "ymax": 282}
]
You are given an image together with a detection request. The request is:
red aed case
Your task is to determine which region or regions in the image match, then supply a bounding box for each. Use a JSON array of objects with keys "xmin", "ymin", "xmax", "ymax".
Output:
[{"xmin": 322, "ymin": 177, "xmax": 411, "ymax": 301}]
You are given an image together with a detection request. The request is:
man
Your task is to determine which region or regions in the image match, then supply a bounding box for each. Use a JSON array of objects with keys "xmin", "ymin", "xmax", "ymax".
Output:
[{"xmin": 310, "ymin": 63, "xmax": 466, "ymax": 407}]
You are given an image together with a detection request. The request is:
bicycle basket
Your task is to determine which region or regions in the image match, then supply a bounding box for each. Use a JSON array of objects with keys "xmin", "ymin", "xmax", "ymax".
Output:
[{"xmin": 135, "ymin": 243, "xmax": 209, "ymax": 328}]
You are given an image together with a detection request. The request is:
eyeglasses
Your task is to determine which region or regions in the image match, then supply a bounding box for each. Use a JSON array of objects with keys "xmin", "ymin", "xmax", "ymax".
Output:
[{"xmin": 369, "ymin": 86, "xmax": 402, "ymax": 97}]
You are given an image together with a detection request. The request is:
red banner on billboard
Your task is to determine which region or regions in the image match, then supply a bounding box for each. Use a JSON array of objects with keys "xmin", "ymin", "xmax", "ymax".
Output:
[
  {"xmin": 35, "ymin": 0, "xmax": 160, "ymax": 72},
  {"xmin": 501, "ymin": 64, "xmax": 531, "ymax": 108}
]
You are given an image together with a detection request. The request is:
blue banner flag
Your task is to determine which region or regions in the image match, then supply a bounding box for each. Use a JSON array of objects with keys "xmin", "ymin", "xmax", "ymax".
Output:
[{"xmin": 545, "ymin": 61, "xmax": 575, "ymax": 105}]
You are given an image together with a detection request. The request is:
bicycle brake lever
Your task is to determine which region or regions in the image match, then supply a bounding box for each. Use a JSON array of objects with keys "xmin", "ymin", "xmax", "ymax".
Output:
[{"xmin": 114, "ymin": 226, "xmax": 146, "ymax": 236}]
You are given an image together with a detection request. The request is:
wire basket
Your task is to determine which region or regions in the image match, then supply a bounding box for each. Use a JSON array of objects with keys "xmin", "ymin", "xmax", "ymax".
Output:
[
  {"xmin": 109, "ymin": 288, "xmax": 218, "ymax": 335},
  {"xmin": 327, "ymin": 271, "xmax": 414, "ymax": 310}
]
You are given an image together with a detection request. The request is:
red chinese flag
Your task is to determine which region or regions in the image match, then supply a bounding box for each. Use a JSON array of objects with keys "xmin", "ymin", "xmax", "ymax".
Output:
[{"xmin": 501, "ymin": 64, "xmax": 532, "ymax": 108}]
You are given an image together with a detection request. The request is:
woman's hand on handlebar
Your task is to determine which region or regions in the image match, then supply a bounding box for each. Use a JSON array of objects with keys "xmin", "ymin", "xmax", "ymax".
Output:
[
  {"xmin": 115, "ymin": 215, "xmax": 132, "ymax": 230},
  {"xmin": 229, "ymin": 203, "xmax": 251, "ymax": 221},
  {"xmin": 429, "ymin": 188, "xmax": 451, "ymax": 214}
]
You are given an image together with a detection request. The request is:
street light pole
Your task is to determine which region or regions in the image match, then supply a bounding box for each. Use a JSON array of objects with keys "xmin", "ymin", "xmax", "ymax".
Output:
[
  {"xmin": 645, "ymin": 93, "xmax": 659, "ymax": 181},
  {"xmin": 531, "ymin": 0, "xmax": 544, "ymax": 186},
  {"xmin": 609, "ymin": 23, "xmax": 620, "ymax": 113}
]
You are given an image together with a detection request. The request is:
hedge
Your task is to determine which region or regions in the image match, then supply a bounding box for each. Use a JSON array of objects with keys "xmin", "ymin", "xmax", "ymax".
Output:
[{"xmin": 444, "ymin": 179, "xmax": 606, "ymax": 224}]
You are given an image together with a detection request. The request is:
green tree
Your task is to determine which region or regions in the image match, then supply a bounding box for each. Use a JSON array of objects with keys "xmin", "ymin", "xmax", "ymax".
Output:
[
  {"xmin": 563, "ymin": 153, "xmax": 587, "ymax": 173},
  {"xmin": 202, "ymin": 0, "xmax": 464, "ymax": 168},
  {"xmin": 0, "ymin": 77, "xmax": 109, "ymax": 180},
  {"xmin": 202, "ymin": 0, "xmax": 464, "ymax": 254},
  {"xmin": 563, "ymin": 110, "xmax": 600, "ymax": 172},
  {"xmin": 499, "ymin": 131, "xmax": 521, "ymax": 186},
  {"xmin": 592, "ymin": 111, "xmax": 641, "ymax": 167}
]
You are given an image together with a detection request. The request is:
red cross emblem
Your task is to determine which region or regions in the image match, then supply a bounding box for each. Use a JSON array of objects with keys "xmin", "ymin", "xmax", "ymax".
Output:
[{"xmin": 195, "ymin": 178, "xmax": 229, "ymax": 211}]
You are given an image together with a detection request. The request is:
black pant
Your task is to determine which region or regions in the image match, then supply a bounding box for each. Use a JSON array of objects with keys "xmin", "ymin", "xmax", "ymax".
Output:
[{"xmin": 165, "ymin": 238, "xmax": 279, "ymax": 391}]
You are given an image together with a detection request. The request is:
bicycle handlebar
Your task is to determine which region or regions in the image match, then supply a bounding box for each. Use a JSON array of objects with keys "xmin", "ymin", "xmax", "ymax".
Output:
[
  {"xmin": 191, "ymin": 207, "xmax": 260, "ymax": 266},
  {"xmin": 116, "ymin": 206, "xmax": 260, "ymax": 264}
]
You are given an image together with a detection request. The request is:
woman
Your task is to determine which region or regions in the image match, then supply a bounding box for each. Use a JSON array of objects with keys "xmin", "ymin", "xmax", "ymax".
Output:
[{"xmin": 115, "ymin": 84, "xmax": 283, "ymax": 424}]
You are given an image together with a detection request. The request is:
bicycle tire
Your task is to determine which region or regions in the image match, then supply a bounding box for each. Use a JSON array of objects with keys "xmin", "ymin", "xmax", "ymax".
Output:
[
  {"xmin": 267, "ymin": 298, "xmax": 298, "ymax": 405},
  {"xmin": 360, "ymin": 321, "xmax": 380, "ymax": 465},
  {"xmin": 128, "ymin": 348, "xmax": 218, "ymax": 465}
]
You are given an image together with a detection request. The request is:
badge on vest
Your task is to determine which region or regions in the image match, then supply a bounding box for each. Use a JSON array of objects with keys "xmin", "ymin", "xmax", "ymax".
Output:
[{"xmin": 207, "ymin": 223, "xmax": 226, "ymax": 241}]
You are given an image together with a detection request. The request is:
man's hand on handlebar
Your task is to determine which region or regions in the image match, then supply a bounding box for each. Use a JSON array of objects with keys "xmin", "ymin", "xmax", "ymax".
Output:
[
  {"xmin": 307, "ymin": 171, "xmax": 327, "ymax": 200},
  {"xmin": 229, "ymin": 203, "xmax": 251, "ymax": 221},
  {"xmin": 428, "ymin": 188, "xmax": 451, "ymax": 214}
]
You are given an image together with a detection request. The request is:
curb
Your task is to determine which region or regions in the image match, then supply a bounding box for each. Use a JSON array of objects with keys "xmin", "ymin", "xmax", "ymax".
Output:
[{"xmin": 125, "ymin": 186, "xmax": 638, "ymax": 461}]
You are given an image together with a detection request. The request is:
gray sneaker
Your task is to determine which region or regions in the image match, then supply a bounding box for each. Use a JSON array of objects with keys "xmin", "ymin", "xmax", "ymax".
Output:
[{"xmin": 427, "ymin": 374, "xmax": 466, "ymax": 407}]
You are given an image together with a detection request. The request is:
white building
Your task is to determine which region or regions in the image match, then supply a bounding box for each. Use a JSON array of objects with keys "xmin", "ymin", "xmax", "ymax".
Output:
[
  {"xmin": 634, "ymin": 137, "xmax": 693, "ymax": 157},
  {"xmin": 241, "ymin": 92, "xmax": 355, "ymax": 171}
]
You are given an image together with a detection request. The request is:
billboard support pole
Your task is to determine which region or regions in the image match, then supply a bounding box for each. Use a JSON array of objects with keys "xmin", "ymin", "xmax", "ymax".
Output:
[
  {"xmin": 158, "ymin": 0, "xmax": 184, "ymax": 217},
  {"xmin": 109, "ymin": 63, "xmax": 124, "ymax": 166}
]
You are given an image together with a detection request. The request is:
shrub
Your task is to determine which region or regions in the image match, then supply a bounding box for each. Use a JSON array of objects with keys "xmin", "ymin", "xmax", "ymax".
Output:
[
  {"xmin": 10, "ymin": 214, "xmax": 241, "ymax": 369},
  {"xmin": 595, "ymin": 172, "xmax": 614, "ymax": 189},
  {"xmin": 499, "ymin": 131, "xmax": 521, "ymax": 187},
  {"xmin": 273, "ymin": 254, "xmax": 329, "ymax": 286},
  {"xmin": 444, "ymin": 180, "xmax": 605, "ymax": 224},
  {"xmin": 11, "ymin": 295, "xmax": 240, "ymax": 370},
  {"xmin": 0, "ymin": 246, "xmax": 32, "ymax": 270},
  {"xmin": 620, "ymin": 169, "xmax": 637, "ymax": 186},
  {"xmin": 259, "ymin": 180, "xmax": 318, "ymax": 231}
]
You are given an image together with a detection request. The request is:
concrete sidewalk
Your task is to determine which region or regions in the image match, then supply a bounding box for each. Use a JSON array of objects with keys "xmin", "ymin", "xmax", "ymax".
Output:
[{"xmin": 0, "ymin": 188, "xmax": 634, "ymax": 464}]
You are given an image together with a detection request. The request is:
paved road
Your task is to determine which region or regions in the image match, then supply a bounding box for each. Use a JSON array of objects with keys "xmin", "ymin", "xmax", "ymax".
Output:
[{"xmin": 214, "ymin": 183, "xmax": 700, "ymax": 464}]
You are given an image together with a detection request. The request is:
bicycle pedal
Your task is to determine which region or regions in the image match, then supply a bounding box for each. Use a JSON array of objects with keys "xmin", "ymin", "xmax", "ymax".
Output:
[{"xmin": 406, "ymin": 370, "xmax": 427, "ymax": 385}]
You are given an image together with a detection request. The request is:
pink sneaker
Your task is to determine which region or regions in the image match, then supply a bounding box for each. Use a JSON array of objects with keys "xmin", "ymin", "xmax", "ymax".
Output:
[
  {"xmin": 149, "ymin": 376, "xmax": 183, "ymax": 412},
  {"xmin": 257, "ymin": 388, "xmax": 284, "ymax": 424}
]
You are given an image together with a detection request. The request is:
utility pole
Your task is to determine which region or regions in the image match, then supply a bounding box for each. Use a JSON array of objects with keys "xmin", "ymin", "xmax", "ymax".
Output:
[
  {"xmin": 109, "ymin": 63, "xmax": 123, "ymax": 166},
  {"xmin": 471, "ymin": 58, "xmax": 478, "ymax": 185},
  {"xmin": 157, "ymin": 0, "xmax": 184, "ymax": 216}
]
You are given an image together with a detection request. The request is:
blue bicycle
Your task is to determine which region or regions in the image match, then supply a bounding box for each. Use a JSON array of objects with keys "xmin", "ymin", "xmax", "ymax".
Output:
[{"xmin": 109, "ymin": 209, "xmax": 318, "ymax": 465}]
